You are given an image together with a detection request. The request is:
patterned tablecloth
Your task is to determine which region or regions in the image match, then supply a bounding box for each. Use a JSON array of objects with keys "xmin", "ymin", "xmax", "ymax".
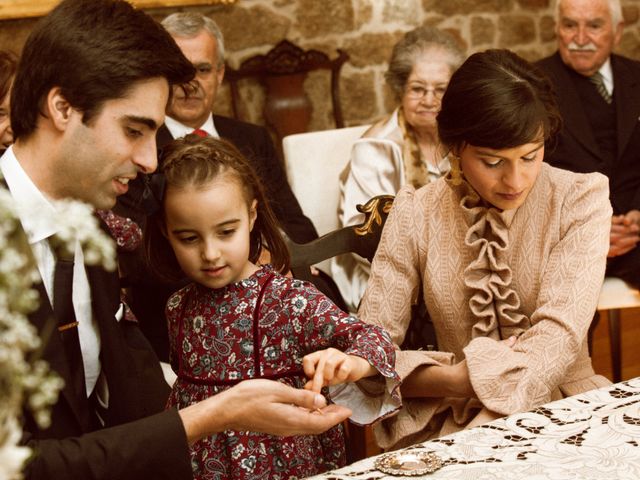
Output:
[{"xmin": 309, "ymin": 378, "xmax": 640, "ymax": 479}]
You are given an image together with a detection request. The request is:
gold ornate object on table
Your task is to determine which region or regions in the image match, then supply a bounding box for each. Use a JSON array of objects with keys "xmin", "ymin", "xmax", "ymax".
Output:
[
  {"xmin": 0, "ymin": 0, "xmax": 238, "ymax": 21},
  {"xmin": 374, "ymin": 450, "xmax": 443, "ymax": 476}
]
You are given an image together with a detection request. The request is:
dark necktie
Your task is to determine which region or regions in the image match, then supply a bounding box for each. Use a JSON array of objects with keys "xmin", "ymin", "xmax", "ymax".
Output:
[
  {"xmin": 191, "ymin": 128, "xmax": 208, "ymax": 137},
  {"xmin": 589, "ymin": 72, "xmax": 612, "ymax": 104},
  {"xmin": 53, "ymin": 247, "xmax": 86, "ymax": 398}
]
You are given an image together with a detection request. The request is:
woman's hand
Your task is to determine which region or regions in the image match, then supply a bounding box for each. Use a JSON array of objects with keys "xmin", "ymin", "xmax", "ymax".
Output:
[{"xmin": 302, "ymin": 348, "xmax": 376, "ymax": 393}]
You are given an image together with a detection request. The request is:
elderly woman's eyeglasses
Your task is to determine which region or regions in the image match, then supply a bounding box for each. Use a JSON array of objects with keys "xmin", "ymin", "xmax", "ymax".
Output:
[{"xmin": 404, "ymin": 83, "xmax": 447, "ymax": 100}]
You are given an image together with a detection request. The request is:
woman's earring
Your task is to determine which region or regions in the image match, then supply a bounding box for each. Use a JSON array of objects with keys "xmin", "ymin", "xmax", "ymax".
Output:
[{"xmin": 449, "ymin": 154, "xmax": 463, "ymax": 186}]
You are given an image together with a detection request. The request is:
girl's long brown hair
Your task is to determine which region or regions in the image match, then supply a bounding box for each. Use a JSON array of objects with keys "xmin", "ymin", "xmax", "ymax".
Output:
[{"xmin": 145, "ymin": 135, "xmax": 290, "ymax": 282}]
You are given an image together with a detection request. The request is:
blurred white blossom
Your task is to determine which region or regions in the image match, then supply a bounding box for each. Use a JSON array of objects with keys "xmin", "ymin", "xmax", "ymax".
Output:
[{"xmin": 0, "ymin": 182, "xmax": 115, "ymax": 479}]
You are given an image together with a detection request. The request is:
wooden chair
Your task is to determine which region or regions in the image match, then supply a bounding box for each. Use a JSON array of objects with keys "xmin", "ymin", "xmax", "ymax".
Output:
[
  {"xmin": 282, "ymin": 125, "xmax": 369, "ymax": 299},
  {"xmin": 287, "ymin": 195, "xmax": 394, "ymax": 284},
  {"xmin": 225, "ymin": 39, "xmax": 349, "ymax": 149},
  {"xmin": 286, "ymin": 194, "xmax": 437, "ymax": 463},
  {"xmin": 596, "ymin": 277, "xmax": 640, "ymax": 383},
  {"xmin": 286, "ymin": 195, "xmax": 393, "ymax": 464}
]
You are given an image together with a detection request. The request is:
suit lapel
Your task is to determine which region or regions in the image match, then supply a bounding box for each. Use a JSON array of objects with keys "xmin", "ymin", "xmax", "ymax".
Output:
[
  {"xmin": 156, "ymin": 124, "xmax": 174, "ymax": 153},
  {"xmin": 550, "ymin": 54, "xmax": 604, "ymax": 161},
  {"xmin": 213, "ymin": 114, "xmax": 240, "ymax": 145},
  {"xmin": 612, "ymin": 55, "xmax": 640, "ymax": 160}
]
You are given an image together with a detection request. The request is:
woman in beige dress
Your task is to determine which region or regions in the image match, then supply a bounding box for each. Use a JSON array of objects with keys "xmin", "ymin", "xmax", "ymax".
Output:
[
  {"xmin": 333, "ymin": 27, "xmax": 465, "ymax": 311},
  {"xmin": 360, "ymin": 49, "xmax": 612, "ymax": 450}
]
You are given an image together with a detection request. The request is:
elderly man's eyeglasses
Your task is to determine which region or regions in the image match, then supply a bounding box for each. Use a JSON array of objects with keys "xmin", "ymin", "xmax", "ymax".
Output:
[{"xmin": 405, "ymin": 83, "xmax": 447, "ymax": 100}]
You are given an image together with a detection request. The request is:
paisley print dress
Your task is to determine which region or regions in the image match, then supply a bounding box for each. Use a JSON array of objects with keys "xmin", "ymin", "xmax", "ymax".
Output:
[{"xmin": 166, "ymin": 265, "xmax": 399, "ymax": 480}]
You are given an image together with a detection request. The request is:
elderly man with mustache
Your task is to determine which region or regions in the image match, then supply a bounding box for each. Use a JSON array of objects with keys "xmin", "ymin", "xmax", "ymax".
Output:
[{"xmin": 538, "ymin": 0, "xmax": 640, "ymax": 290}]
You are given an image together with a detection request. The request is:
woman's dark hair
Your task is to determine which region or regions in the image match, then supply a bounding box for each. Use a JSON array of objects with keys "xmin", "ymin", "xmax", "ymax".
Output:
[
  {"xmin": 145, "ymin": 135, "xmax": 290, "ymax": 282},
  {"xmin": 0, "ymin": 50, "xmax": 17, "ymax": 104},
  {"xmin": 437, "ymin": 49, "xmax": 562, "ymax": 152}
]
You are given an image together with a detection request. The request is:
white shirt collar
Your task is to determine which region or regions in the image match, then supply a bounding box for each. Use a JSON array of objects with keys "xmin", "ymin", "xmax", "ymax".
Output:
[
  {"xmin": 164, "ymin": 113, "xmax": 219, "ymax": 139},
  {"xmin": 0, "ymin": 146, "xmax": 58, "ymax": 245},
  {"xmin": 598, "ymin": 58, "xmax": 614, "ymax": 95}
]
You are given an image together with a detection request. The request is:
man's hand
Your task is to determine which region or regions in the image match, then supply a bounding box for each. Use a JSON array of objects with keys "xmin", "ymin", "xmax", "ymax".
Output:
[
  {"xmin": 179, "ymin": 379, "xmax": 351, "ymax": 444},
  {"xmin": 609, "ymin": 212, "xmax": 640, "ymax": 258},
  {"xmin": 302, "ymin": 348, "xmax": 376, "ymax": 392}
]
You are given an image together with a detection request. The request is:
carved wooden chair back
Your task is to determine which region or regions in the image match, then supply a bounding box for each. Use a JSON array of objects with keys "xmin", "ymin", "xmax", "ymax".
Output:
[
  {"xmin": 286, "ymin": 194, "xmax": 436, "ymax": 462},
  {"xmin": 225, "ymin": 39, "xmax": 349, "ymax": 147},
  {"xmin": 286, "ymin": 195, "xmax": 393, "ymax": 464}
]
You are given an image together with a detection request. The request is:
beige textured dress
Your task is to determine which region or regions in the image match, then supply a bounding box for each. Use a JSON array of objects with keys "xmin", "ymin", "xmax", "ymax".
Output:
[{"xmin": 359, "ymin": 162, "xmax": 612, "ymax": 450}]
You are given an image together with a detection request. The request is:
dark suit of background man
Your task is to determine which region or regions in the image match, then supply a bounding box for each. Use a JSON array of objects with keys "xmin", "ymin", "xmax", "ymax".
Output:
[
  {"xmin": 117, "ymin": 12, "xmax": 347, "ymax": 361},
  {"xmin": 538, "ymin": 0, "xmax": 640, "ymax": 288},
  {"xmin": 2, "ymin": 1, "xmax": 349, "ymax": 478}
]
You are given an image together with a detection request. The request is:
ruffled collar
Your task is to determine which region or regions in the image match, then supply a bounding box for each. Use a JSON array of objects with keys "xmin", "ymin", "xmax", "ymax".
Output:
[{"xmin": 445, "ymin": 175, "xmax": 530, "ymax": 340}]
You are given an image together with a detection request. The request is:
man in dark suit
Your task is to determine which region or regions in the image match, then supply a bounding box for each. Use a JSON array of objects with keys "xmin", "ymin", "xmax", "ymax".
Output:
[
  {"xmin": 1, "ymin": 1, "xmax": 350, "ymax": 478},
  {"xmin": 118, "ymin": 12, "xmax": 347, "ymax": 360},
  {"xmin": 538, "ymin": 0, "xmax": 640, "ymax": 288}
]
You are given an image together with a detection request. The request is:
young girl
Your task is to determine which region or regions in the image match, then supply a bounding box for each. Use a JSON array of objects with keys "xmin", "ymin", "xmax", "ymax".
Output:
[{"xmin": 145, "ymin": 136, "xmax": 400, "ymax": 480}]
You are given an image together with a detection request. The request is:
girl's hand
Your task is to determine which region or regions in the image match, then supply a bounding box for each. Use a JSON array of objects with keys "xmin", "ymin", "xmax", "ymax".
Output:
[{"xmin": 302, "ymin": 348, "xmax": 376, "ymax": 393}]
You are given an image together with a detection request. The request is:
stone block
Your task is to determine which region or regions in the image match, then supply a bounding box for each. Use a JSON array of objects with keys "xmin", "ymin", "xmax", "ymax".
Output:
[
  {"xmin": 471, "ymin": 16, "xmax": 495, "ymax": 45},
  {"xmin": 343, "ymin": 32, "xmax": 404, "ymax": 68},
  {"xmin": 516, "ymin": 0, "xmax": 550, "ymax": 9},
  {"xmin": 354, "ymin": 0, "xmax": 374, "ymax": 29},
  {"xmin": 341, "ymin": 72, "xmax": 378, "ymax": 124},
  {"xmin": 498, "ymin": 15, "xmax": 536, "ymax": 46},
  {"xmin": 539, "ymin": 15, "xmax": 556, "ymax": 42},
  {"xmin": 382, "ymin": 0, "xmax": 423, "ymax": 24},
  {"xmin": 295, "ymin": 0, "xmax": 355, "ymax": 37},
  {"xmin": 212, "ymin": 5, "xmax": 290, "ymax": 52},
  {"xmin": 623, "ymin": 6, "xmax": 639, "ymax": 25},
  {"xmin": 422, "ymin": 0, "xmax": 514, "ymax": 16}
]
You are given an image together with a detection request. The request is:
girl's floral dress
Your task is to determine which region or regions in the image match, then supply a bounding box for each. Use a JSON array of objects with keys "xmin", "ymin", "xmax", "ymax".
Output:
[{"xmin": 166, "ymin": 265, "xmax": 399, "ymax": 480}]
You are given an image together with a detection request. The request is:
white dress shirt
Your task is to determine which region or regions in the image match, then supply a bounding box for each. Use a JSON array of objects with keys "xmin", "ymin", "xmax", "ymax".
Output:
[
  {"xmin": 0, "ymin": 146, "xmax": 101, "ymax": 397},
  {"xmin": 164, "ymin": 113, "xmax": 219, "ymax": 139}
]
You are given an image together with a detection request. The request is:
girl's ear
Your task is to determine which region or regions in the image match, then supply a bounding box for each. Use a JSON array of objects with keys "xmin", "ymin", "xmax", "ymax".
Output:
[{"xmin": 249, "ymin": 199, "xmax": 258, "ymax": 231}]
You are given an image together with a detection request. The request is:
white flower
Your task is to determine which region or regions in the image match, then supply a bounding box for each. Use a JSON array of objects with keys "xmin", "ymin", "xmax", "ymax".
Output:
[
  {"xmin": 0, "ymin": 179, "xmax": 115, "ymax": 478},
  {"xmin": 47, "ymin": 198, "xmax": 116, "ymax": 272},
  {"xmin": 0, "ymin": 417, "xmax": 31, "ymax": 480}
]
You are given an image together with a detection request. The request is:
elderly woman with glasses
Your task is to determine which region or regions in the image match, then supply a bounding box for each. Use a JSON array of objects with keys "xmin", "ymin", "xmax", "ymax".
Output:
[{"xmin": 333, "ymin": 26, "xmax": 465, "ymax": 311}]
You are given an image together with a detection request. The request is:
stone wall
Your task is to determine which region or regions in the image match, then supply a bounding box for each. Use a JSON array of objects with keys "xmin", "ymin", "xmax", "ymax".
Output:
[{"xmin": 1, "ymin": 0, "xmax": 639, "ymax": 133}]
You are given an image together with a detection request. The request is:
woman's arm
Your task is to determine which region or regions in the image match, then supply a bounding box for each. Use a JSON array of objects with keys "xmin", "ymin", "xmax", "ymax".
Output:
[
  {"xmin": 403, "ymin": 336, "xmax": 516, "ymax": 398},
  {"xmin": 464, "ymin": 172, "xmax": 612, "ymax": 415},
  {"xmin": 402, "ymin": 361, "xmax": 473, "ymax": 398}
]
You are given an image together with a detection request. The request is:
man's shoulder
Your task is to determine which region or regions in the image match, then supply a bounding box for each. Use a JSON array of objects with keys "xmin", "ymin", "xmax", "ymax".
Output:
[
  {"xmin": 536, "ymin": 51, "xmax": 562, "ymax": 72},
  {"xmin": 611, "ymin": 53, "xmax": 640, "ymax": 75},
  {"xmin": 213, "ymin": 114, "xmax": 268, "ymax": 137}
]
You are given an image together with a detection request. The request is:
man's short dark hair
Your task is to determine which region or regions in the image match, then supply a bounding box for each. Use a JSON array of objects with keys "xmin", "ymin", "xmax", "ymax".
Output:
[{"xmin": 11, "ymin": 0, "xmax": 195, "ymax": 140}]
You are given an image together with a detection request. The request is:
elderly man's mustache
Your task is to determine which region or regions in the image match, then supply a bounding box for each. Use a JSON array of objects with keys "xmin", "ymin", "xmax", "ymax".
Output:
[{"xmin": 567, "ymin": 42, "xmax": 597, "ymax": 52}]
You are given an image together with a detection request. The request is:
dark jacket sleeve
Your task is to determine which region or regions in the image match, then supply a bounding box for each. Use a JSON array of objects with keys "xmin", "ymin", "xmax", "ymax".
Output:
[{"xmin": 23, "ymin": 409, "xmax": 192, "ymax": 480}]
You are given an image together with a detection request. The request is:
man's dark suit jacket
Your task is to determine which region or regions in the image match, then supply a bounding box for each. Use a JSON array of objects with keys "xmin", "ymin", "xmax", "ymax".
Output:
[
  {"xmin": 537, "ymin": 52, "xmax": 640, "ymax": 214},
  {"xmin": 18, "ymin": 223, "xmax": 192, "ymax": 479}
]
